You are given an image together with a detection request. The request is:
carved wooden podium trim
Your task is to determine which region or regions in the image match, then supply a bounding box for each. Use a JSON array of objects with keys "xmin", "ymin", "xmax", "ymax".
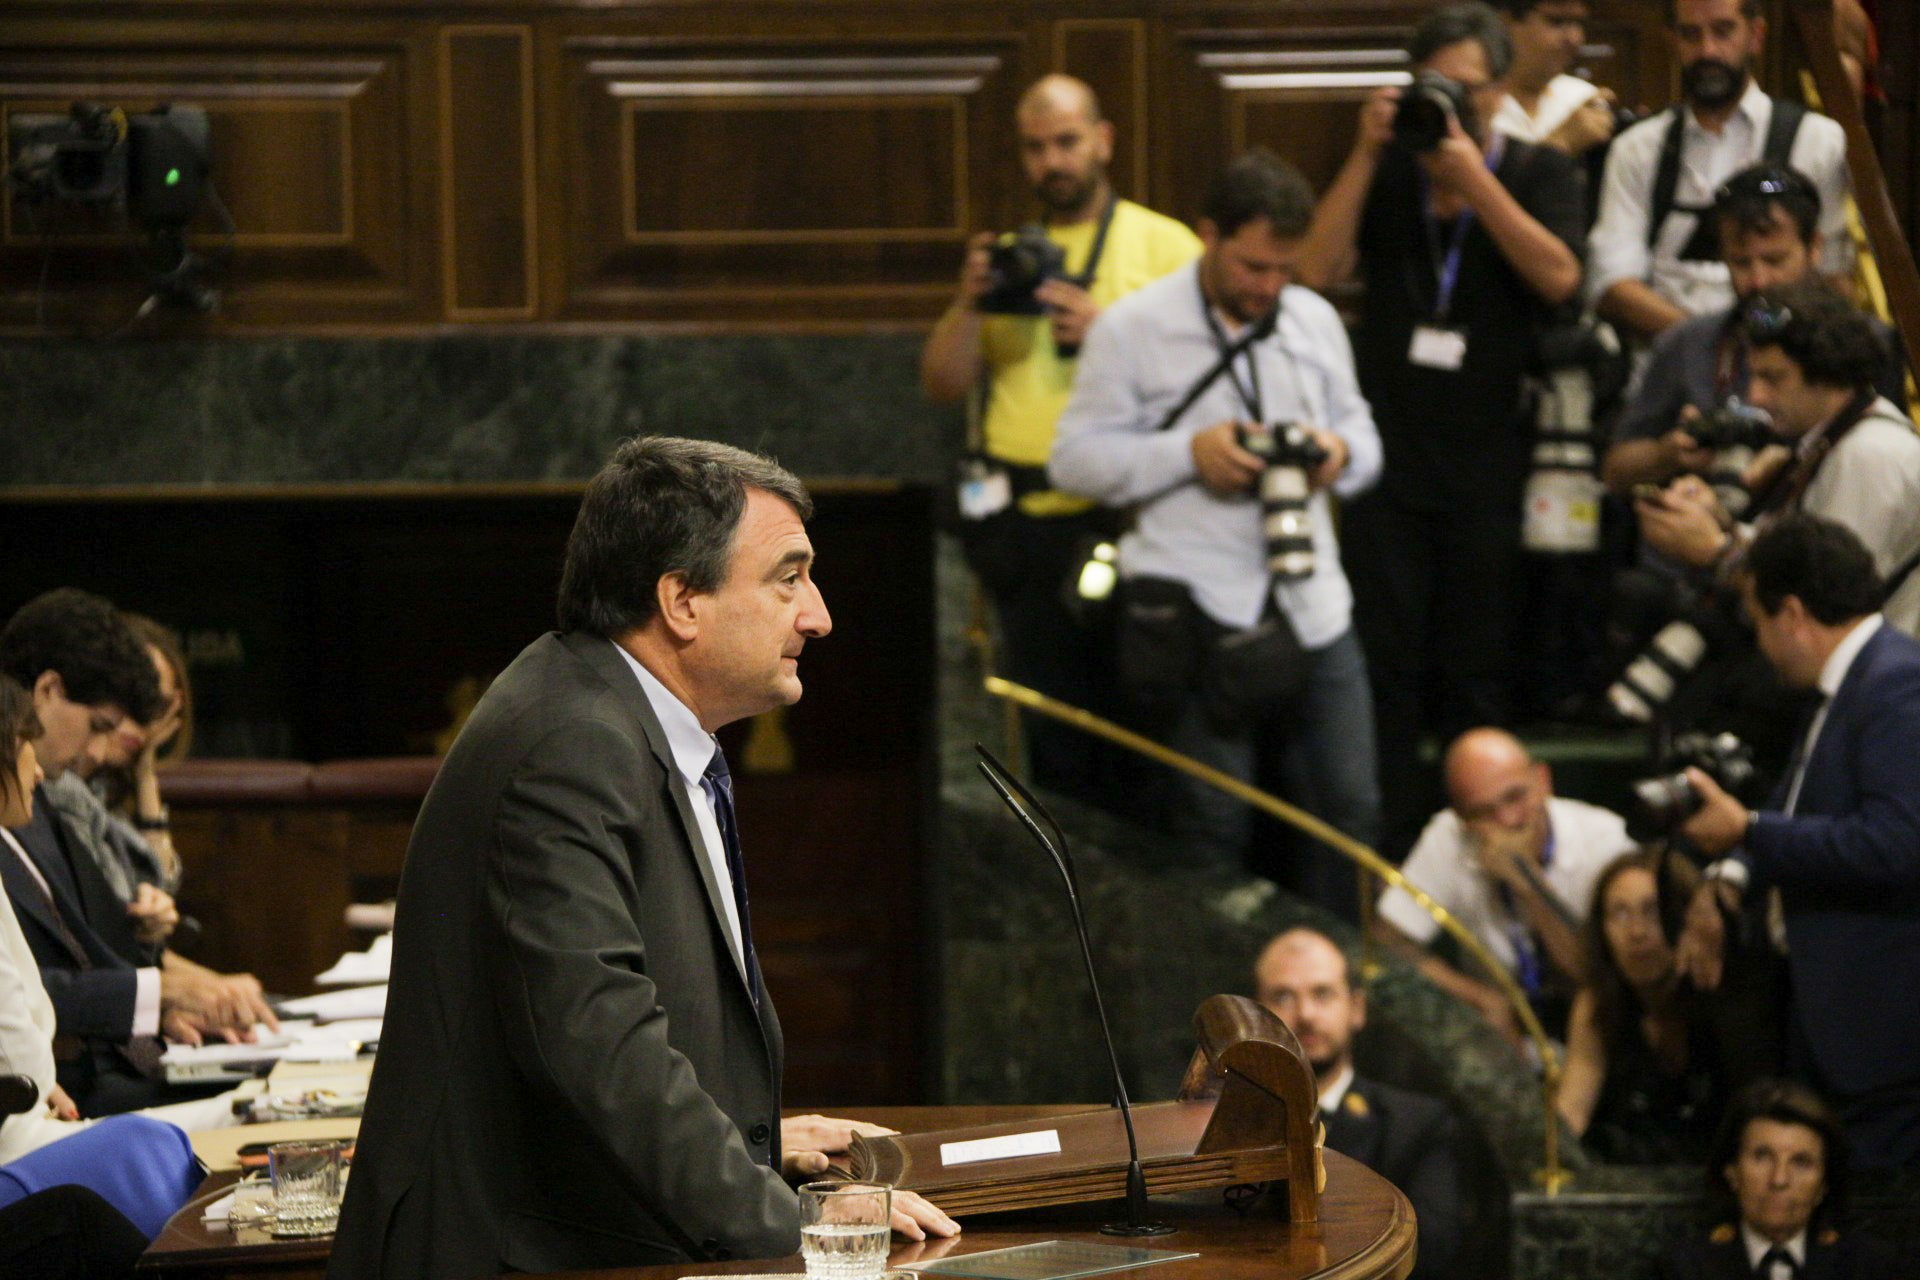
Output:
[{"xmin": 848, "ymin": 995, "xmax": 1320, "ymax": 1223}]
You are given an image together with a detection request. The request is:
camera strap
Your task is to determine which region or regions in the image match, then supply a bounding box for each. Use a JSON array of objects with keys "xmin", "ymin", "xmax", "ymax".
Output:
[
  {"xmin": 1200, "ymin": 272, "xmax": 1265, "ymax": 422},
  {"xmin": 1063, "ymin": 194, "xmax": 1118, "ymax": 289},
  {"xmin": 1751, "ymin": 386, "xmax": 1877, "ymax": 518},
  {"xmin": 1417, "ymin": 133, "xmax": 1505, "ymax": 323}
]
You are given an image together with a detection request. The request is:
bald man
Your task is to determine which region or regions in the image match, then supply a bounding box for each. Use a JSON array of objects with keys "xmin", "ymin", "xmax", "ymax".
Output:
[
  {"xmin": 1255, "ymin": 928, "xmax": 1465, "ymax": 1279},
  {"xmin": 921, "ymin": 74, "xmax": 1200, "ymax": 800},
  {"xmin": 1372, "ymin": 728, "xmax": 1634, "ymax": 1041}
]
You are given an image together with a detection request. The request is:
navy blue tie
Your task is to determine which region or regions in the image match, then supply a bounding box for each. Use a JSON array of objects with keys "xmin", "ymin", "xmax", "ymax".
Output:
[{"xmin": 700, "ymin": 742, "xmax": 763, "ymax": 1010}]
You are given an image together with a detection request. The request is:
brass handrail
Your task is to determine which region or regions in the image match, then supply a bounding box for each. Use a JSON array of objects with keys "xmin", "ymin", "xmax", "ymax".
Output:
[{"xmin": 982, "ymin": 674, "xmax": 1571, "ymax": 1192}]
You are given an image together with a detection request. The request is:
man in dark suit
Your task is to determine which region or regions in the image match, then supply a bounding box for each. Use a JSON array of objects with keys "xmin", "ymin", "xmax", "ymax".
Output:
[
  {"xmin": 1661, "ymin": 1079, "xmax": 1907, "ymax": 1280},
  {"xmin": 1254, "ymin": 927, "xmax": 1465, "ymax": 1278},
  {"xmin": 0, "ymin": 589, "xmax": 271, "ymax": 1114},
  {"xmin": 330, "ymin": 438, "xmax": 957, "ymax": 1279},
  {"xmin": 1678, "ymin": 514, "xmax": 1920, "ymax": 1170}
]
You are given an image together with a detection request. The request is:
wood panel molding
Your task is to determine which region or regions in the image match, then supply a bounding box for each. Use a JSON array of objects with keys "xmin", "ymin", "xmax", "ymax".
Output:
[{"xmin": 439, "ymin": 24, "xmax": 538, "ymax": 318}]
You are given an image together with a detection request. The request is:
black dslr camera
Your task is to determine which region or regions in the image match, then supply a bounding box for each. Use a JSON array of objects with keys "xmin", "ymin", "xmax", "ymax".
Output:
[
  {"xmin": 1685, "ymin": 402, "xmax": 1775, "ymax": 452},
  {"xmin": 1627, "ymin": 732, "xmax": 1758, "ymax": 841},
  {"xmin": 978, "ymin": 225, "xmax": 1067, "ymax": 316},
  {"xmin": 1237, "ymin": 422, "xmax": 1329, "ymax": 582},
  {"xmin": 1394, "ymin": 71, "xmax": 1475, "ymax": 153}
]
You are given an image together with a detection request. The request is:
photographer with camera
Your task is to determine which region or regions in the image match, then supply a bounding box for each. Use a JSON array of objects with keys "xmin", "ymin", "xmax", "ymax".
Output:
[
  {"xmin": 1602, "ymin": 165, "xmax": 1905, "ymax": 498},
  {"xmin": 1670, "ymin": 515, "xmax": 1920, "ymax": 1171},
  {"xmin": 1297, "ymin": 1, "xmax": 1584, "ymax": 857},
  {"xmin": 920, "ymin": 75, "xmax": 1200, "ymax": 798},
  {"xmin": 1490, "ymin": 0, "xmax": 1617, "ymax": 159},
  {"xmin": 1587, "ymin": 0, "xmax": 1849, "ymax": 346},
  {"xmin": 1636, "ymin": 282, "xmax": 1920, "ymax": 637},
  {"xmin": 1048, "ymin": 150, "xmax": 1381, "ymax": 915}
]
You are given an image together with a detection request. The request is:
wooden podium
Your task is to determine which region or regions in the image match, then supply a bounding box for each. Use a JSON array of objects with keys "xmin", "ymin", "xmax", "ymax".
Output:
[{"xmin": 848, "ymin": 995, "xmax": 1323, "ymax": 1223}]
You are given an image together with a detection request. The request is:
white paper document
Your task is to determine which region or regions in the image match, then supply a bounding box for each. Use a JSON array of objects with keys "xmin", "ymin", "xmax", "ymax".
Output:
[
  {"xmin": 279, "ymin": 984, "xmax": 388, "ymax": 1023},
  {"xmin": 939, "ymin": 1129, "xmax": 1061, "ymax": 1167},
  {"xmin": 315, "ymin": 933, "xmax": 393, "ymax": 986}
]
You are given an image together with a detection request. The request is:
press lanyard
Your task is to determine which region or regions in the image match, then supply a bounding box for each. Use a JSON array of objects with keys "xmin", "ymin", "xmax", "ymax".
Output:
[
  {"xmin": 1418, "ymin": 134, "xmax": 1504, "ymax": 322},
  {"xmin": 1200, "ymin": 273, "xmax": 1265, "ymax": 422},
  {"xmin": 1495, "ymin": 817, "xmax": 1552, "ymax": 999},
  {"xmin": 1063, "ymin": 195, "xmax": 1119, "ymax": 289}
]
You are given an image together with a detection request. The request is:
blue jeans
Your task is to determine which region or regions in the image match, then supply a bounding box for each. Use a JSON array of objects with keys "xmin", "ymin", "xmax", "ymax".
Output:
[{"xmin": 1169, "ymin": 627, "xmax": 1382, "ymax": 919}]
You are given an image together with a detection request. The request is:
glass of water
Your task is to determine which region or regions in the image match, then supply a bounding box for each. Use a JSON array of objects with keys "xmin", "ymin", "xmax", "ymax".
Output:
[
  {"xmin": 268, "ymin": 1139, "xmax": 346, "ymax": 1238},
  {"xmin": 799, "ymin": 1180, "xmax": 892, "ymax": 1279}
]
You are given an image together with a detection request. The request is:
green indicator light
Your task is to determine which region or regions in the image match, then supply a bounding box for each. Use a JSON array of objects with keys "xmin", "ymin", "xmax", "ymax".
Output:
[{"xmin": 166, "ymin": 168, "xmax": 181, "ymax": 186}]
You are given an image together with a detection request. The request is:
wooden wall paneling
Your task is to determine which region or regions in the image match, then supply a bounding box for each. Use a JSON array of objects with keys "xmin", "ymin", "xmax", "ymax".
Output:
[
  {"xmin": 0, "ymin": 28, "xmax": 434, "ymax": 329},
  {"xmin": 440, "ymin": 24, "xmax": 538, "ymax": 319},
  {"xmin": 1052, "ymin": 19, "xmax": 1148, "ymax": 205},
  {"xmin": 554, "ymin": 29, "xmax": 1029, "ymax": 325}
]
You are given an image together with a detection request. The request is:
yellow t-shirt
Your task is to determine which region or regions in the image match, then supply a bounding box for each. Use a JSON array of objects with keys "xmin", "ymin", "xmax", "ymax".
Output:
[{"xmin": 981, "ymin": 199, "xmax": 1203, "ymax": 515}]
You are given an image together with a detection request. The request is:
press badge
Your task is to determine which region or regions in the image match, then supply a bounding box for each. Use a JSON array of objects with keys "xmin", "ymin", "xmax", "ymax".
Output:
[
  {"xmin": 957, "ymin": 460, "xmax": 1013, "ymax": 520},
  {"xmin": 1409, "ymin": 324, "xmax": 1468, "ymax": 370}
]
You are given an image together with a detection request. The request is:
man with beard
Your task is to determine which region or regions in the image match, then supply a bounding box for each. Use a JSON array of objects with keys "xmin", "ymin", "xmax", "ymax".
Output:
[
  {"xmin": 1588, "ymin": 0, "xmax": 1849, "ymax": 344},
  {"xmin": 1255, "ymin": 928, "xmax": 1465, "ymax": 1280},
  {"xmin": 921, "ymin": 75, "xmax": 1199, "ymax": 800},
  {"xmin": 1050, "ymin": 150, "xmax": 1382, "ymax": 912},
  {"xmin": 1602, "ymin": 163, "xmax": 1904, "ymax": 495}
]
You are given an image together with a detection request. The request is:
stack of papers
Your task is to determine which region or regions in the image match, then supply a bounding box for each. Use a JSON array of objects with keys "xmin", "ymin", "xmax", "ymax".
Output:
[
  {"xmin": 315, "ymin": 934, "xmax": 393, "ymax": 987},
  {"xmin": 279, "ymin": 985, "xmax": 388, "ymax": 1023},
  {"xmin": 162, "ymin": 1017, "xmax": 383, "ymax": 1082}
]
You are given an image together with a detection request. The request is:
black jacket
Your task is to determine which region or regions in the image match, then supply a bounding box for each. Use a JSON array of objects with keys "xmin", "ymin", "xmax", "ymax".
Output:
[
  {"xmin": 1659, "ymin": 1226, "xmax": 1910, "ymax": 1280},
  {"xmin": 328, "ymin": 631, "xmax": 796, "ymax": 1279},
  {"xmin": 1322, "ymin": 1074, "xmax": 1466, "ymax": 1279}
]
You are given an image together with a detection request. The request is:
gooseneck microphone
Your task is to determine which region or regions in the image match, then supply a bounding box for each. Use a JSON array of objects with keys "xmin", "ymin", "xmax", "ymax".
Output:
[
  {"xmin": 1148, "ymin": 299, "xmax": 1281, "ymax": 436},
  {"xmin": 974, "ymin": 745, "xmax": 1174, "ymax": 1237}
]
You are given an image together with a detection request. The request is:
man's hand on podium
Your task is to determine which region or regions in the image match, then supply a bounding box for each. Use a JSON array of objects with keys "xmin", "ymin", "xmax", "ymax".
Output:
[{"xmin": 780, "ymin": 1114, "xmax": 962, "ymax": 1242}]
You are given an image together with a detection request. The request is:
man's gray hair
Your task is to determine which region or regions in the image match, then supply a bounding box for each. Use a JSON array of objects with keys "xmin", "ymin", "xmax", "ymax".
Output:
[
  {"xmin": 1409, "ymin": 1, "xmax": 1514, "ymax": 80},
  {"xmin": 557, "ymin": 436, "xmax": 812, "ymax": 637}
]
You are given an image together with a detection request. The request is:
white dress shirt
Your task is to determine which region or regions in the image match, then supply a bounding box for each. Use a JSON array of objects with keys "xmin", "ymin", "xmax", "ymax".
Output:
[
  {"xmin": 612, "ymin": 643, "xmax": 747, "ymax": 969},
  {"xmin": 1784, "ymin": 613, "xmax": 1883, "ymax": 815},
  {"xmin": 1741, "ymin": 1224, "xmax": 1806, "ymax": 1279},
  {"xmin": 1587, "ymin": 79, "xmax": 1851, "ymax": 317},
  {"xmin": 1050, "ymin": 265, "xmax": 1383, "ymax": 645},
  {"xmin": 1493, "ymin": 74, "xmax": 1600, "ymax": 144},
  {"xmin": 1317, "ymin": 1063, "xmax": 1356, "ymax": 1117}
]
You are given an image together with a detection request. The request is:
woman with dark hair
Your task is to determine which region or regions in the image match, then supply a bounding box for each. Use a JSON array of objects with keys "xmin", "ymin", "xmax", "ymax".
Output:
[
  {"xmin": 1557, "ymin": 848, "xmax": 1727, "ymax": 1163},
  {"xmin": 1660, "ymin": 1079, "xmax": 1905, "ymax": 1279},
  {"xmin": 0, "ymin": 675, "xmax": 205, "ymax": 1239}
]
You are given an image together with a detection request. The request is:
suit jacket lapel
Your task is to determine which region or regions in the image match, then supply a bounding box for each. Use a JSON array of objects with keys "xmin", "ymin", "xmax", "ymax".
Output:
[
  {"xmin": 1, "ymin": 825, "xmax": 94, "ymax": 971},
  {"xmin": 563, "ymin": 633, "xmax": 761, "ymax": 1015}
]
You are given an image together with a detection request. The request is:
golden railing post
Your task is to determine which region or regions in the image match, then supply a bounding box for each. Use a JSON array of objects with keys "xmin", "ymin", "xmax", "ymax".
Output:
[{"xmin": 981, "ymin": 675, "xmax": 1569, "ymax": 1193}]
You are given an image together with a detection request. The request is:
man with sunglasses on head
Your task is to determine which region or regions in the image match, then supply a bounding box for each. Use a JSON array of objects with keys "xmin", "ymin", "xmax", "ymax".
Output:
[
  {"xmin": 1637, "ymin": 282, "xmax": 1920, "ymax": 637},
  {"xmin": 1602, "ymin": 164, "xmax": 1905, "ymax": 496},
  {"xmin": 1588, "ymin": 0, "xmax": 1850, "ymax": 346}
]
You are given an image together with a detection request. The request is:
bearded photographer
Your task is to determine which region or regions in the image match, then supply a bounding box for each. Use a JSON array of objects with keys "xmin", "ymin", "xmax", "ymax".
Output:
[
  {"xmin": 1635, "ymin": 282, "xmax": 1920, "ymax": 637},
  {"xmin": 920, "ymin": 75, "xmax": 1200, "ymax": 800},
  {"xmin": 1602, "ymin": 164, "xmax": 1904, "ymax": 497},
  {"xmin": 1588, "ymin": 0, "xmax": 1849, "ymax": 346},
  {"xmin": 1670, "ymin": 515, "xmax": 1920, "ymax": 1172},
  {"xmin": 1048, "ymin": 150, "xmax": 1382, "ymax": 916},
  {"xmin": 1296, "ymin": 1, "xmax": 1583, "ymax": 858}
]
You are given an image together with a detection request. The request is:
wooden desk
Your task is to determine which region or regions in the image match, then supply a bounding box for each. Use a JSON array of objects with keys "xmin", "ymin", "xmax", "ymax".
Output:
[{"xmin": 140, "ymin": 1106, "xmax": 1416, "ymax": 1280}]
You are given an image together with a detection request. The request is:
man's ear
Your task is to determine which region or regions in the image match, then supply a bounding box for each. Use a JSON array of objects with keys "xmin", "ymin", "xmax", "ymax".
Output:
[
  {"xmin": 656, "ymin": 572, "xmax": 700, "ymax": 643},
  {"xmin": 31, "ymin": 670, "xmax": 63, "ymax": 709},
  {"xmin": 1094, "ymin": 119, "xmax": 1116, "ymax": 164},
  {"xmin": 1350, "ymin": 985, "xmax": 1368, "ymax": 1033},
  {"xmin": 1196, "ymin": 217, "xmax": 1219, "ymax": 252}
]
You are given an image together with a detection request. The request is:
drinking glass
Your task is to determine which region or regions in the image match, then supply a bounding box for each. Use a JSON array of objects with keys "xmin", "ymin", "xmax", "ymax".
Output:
[
  {"xmin": 799, "ymin": 1180, "xmax": 892, "ymax": 1279},
  {"xmin": 268, "ymin": 1139, "xmax": 346, "ymax": 1237}
]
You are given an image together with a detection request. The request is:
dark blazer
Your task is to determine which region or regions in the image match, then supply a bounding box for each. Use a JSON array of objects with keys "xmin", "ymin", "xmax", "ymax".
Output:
[
  {"xmin": 1658, "ymin": 1228, "xmax": 1909, "ymax": 1280},
  {"xmin": 2, "ymin": 795, "xmax": 161, "ymax": 1107},
  {"xmin": 1322, "ymin": 1075, "xmax": 1464, "ymax": 1280},
  {"xmin": 1744, "ymin": 623, "xmax": 1920, "ymax": 1096},
  {"xmin": 328, "ymin": 631, "xmax": 797, "ymax": 1280}
]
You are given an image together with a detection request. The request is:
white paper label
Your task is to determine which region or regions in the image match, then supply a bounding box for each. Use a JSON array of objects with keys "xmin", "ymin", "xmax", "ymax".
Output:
[
  {"xmin": 1408, "ymin": 324, "xmax": 1468, "ymax": 370},
  {"xmin": 939, "ymin": 1128, "xmax": 1062, "ymax": 1166}
]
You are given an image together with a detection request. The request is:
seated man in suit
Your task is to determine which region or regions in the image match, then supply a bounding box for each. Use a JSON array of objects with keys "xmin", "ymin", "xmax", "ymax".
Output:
[
  {"xmin": 0, "ymin": 589, "xmax": 272, "ymax": 1115},
  {"xmin": 1661, "ymin": 1079, "xmax": 1906, "ymax": 1280},
  {"xmin": 332, "ymin": 438, "xmax": 958, "ymax": 1279},
  {"xmin": 1675, "ymin": 515, "xmax": 1920, "ymax": 1170},
  {"xmin": 1255, "ymin": 927, "xmax": 1465, "ymax": 1279}
]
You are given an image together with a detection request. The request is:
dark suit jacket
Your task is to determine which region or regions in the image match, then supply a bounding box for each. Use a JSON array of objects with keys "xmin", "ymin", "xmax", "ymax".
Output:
[
  {"xmin": 1658, "ymin": 1228, "xmax": 1909, "ymax": 1280},
  {"xmin": 1322, "ymin": 1075, "xmax": 1465, "ymax": 1280},
  {"xmin": 1744, "ymin": 623, "xmax": 1920, "ymax": 1096},
  {"xmin": 328, "ymin": 631, "xmax": 796, "ymax": 1280},
  {"xmin": 2, "ymin": 793, "xmax": 159, "ymax": 1103}
]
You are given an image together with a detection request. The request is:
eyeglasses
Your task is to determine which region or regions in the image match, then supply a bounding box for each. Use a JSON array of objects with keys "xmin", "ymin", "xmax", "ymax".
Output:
[{"xmin": 1741, "ymin": 298, "xmax": 1794, "ymax": 342}]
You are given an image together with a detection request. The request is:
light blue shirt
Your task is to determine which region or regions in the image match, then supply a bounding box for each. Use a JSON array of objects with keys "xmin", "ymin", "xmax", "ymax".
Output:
[
  {"xmin": 1049, "ymin": 262, "xmax": 1382, "ymax": 646},
  {"xmin": 611, "ymin": 642, "xmax": 746, "ymax": 969}
]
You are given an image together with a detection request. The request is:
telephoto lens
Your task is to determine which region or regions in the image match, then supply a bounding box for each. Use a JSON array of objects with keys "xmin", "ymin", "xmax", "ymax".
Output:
[
  {"xmin": 1238, "ymin": 422, "xmax": 1328, "ymax": 581},
  {"xmin": 1608, "ymin": 620, "xmax": 1708, "ymax": 723}
]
